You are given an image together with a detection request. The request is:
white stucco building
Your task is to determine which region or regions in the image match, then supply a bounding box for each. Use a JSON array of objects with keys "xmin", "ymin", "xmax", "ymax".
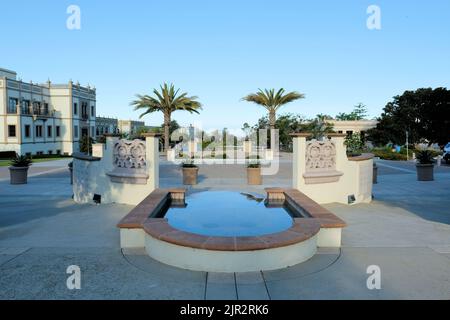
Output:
[
  {"xmin": 329, "ymin": 120, "xmax": 378, "ymax": 137},
  {"xmin": 118, "ymin": 120, "xmax": 146, "ymax": 135},
  {"xmin": 96, "ymin": 116, "xmax": 119, "ymax": 136},
  {"xmin": 0, "ymin": 67, "xmax": 96, "ymax": 156}
]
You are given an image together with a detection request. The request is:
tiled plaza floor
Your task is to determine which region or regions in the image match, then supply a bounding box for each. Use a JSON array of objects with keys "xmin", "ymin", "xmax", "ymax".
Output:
[{"xmin": 0, "ymin": 155, "xmax": 449, "ymax": 299}]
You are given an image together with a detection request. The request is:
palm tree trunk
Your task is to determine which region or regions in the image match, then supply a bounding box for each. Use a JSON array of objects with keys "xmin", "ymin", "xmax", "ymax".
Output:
[
  {"xmin": 269, "ymin": 110, "xmax": 276, "ymax": 131},
  {"xmin": 268, "ymin": 110, "xmax": 276, "ymax": 149},
  {"xmin": 164, "ymin": 112, "xmax": 171, "ymax": 152}
]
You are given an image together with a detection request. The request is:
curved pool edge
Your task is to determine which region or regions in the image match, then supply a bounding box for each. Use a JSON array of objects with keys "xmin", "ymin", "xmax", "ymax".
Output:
[
  {"xmin": 141, "ymin": 218, "xmax": 320, "ymax": 272},
  {"xmin": 144, "ymin": 232, "xmax": 319, "ymax": 273},
  {"xmin": 143, "ymin": 218, "xmax": 320, "ymax": 251},
  {"xmin": 118, "ymin": 187, "xmax": 346, "ymax": 272}
]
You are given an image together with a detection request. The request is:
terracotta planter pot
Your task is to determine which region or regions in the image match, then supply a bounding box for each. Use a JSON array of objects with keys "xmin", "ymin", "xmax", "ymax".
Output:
[
  {"xmin": 247, "ymin": 167, "xmax": 262, "ymax": 185},
  {"xmin": 416, "ymin": 164, "xmax": 434, "ymax": 181},
  {"xmin": 182, "ymin": 167, "xmax": 199, "ymax": 185},
  {"xmin": 9, "ymin": 166, "xmax": 29, "ymax": 185}
]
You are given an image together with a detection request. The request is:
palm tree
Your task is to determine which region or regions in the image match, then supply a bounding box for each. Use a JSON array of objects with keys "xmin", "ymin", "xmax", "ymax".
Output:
[
  {"xmin": 242, "ymin": 88, "xmax": 305, "ymax": 131},
  {"xmin": 131, "ymin": 83, "xmax": 202, "ymax": 152}
]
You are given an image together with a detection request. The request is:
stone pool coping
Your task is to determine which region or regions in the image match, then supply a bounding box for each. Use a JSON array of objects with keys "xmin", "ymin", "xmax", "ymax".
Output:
[
  {"xmin": 266, "ymin": 188, "xmax": 347, "ymax": 229},
  {"xmin": 118, "ymin": 188, "xmax": 346, "ymax": 252}
]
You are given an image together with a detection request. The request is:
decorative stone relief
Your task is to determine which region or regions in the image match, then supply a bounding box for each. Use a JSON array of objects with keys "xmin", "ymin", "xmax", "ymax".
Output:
[
  {"xmin": 303, "ymin": 139, "xmax": 343, "ymax": 184},
  {"xmin": 113, "ymin": 139, "xmax": 146, "ymax": 169},
  {"xmin": 305, "ymin": 139, "xmax": 337, "ymax": 172},
  {"xmin": 107, "ymin": 139, "xmax": 149, "ymax": 184}
]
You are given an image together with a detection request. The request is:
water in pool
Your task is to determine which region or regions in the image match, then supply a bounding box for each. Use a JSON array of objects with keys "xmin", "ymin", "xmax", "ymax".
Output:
[{"xmin": 162, "ymin": 191, "xmax": 295, "ymax": 237}]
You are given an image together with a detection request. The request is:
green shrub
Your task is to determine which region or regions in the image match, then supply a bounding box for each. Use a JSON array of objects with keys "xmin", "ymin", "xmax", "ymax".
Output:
[
  {"xmin": 246, "ymin": 155, "xmax": 261, "ymax": 168},
  {"xmin": 30, "ymin": 154, "xmax": 71, "ymax": 160},
  {"xmin": 372, "ymin": 148, "xmax": 407, "ymax": 161},
  {"xmin": 181, "ymin": 159, "xmax": 198, "ymax": 168},
  {"xmin": 345, "ymin": 133, "xmax": 366, "ymax": 156},
  {"xmin": 80, "ymin": 136, "xmax": 94, "ymax": 154},
  {"xmin": 10, "ymin": 155, "xmax": 32, "ymax": 167},
  {"xmin": 416, "ymin": 150, "xmax": 434, "ymax": 164}
]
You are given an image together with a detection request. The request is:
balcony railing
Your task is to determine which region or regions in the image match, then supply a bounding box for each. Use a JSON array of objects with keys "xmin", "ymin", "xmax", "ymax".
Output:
[{"xmin": 20, "ymin": 107, "xmax": 54, "ymax": 117}]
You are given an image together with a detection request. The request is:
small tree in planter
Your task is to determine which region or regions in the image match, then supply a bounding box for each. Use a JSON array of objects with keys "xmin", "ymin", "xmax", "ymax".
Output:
[
  {"xmin": 9, "ymin": 155, "xmax": 32, "ymax": 185},
  {"xmin": 181, "ymin": 158, "xmax": 199, "ymax": 185},
  {"xmin": 246, "ymin": 156, "xmax": 262, "ymax": 185},
  {"xmin": 80, "ymin": 135, "xmax": 94, "ymax": 154},
  {"xmin": 345, "ymin": 133, "xmax": 365, "ymax": 157},
  {"xmin": 416, "ymin": 150, "xmax": 434, "ymax": 181}
]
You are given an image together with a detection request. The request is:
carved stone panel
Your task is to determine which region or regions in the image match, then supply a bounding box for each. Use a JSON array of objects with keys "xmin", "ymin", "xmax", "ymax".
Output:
[
  {"xmin": 113, "ymin": 139, "xmax": 146, "ymax": 169},
  {"xmin": 108, "ymin": 139, "xmax": 149, "ymax": 184},
  {"xmin": 305, "ymin": 139, "xmax": 336, "ymax": 172},
  {"xmin": 304, "ymin": 139, "xmax": 343, "ymax": 184}
]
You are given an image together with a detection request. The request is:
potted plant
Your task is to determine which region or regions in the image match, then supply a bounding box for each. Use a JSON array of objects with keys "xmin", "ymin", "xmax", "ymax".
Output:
[
  {"xmin": 416, "ymin": 150, "xmax": 434, "ymax": 181},
  {"xmin": 9, "ymin": 154, "xmax": 32, "ymax": 185},
  {"xmin": 246, "ymin": 156, "xmax": 262, "ymax": 185},
  {"xmin": 345, "ymin": 133, "xmax": 364, "ymax": 157},
  {"xmin": 182, "ymin": 158, "xmax": 199, "ymax": 185}
]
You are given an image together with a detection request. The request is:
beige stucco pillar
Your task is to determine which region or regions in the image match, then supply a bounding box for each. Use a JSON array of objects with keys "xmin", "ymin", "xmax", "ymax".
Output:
[
  {"xmin": 291, "ymin": 133, "xmax": 310, "ymax": 190},
  {"xmin": 328, "ymin": 133, "xmax": 347, "ymax": 170},
  {"xmin": 143, "ymin": 133, "xmax": 161, "ymax": 190},
  {"xmin": 104, "ymin": 135, "xmax": 119, "ymax": 173}
]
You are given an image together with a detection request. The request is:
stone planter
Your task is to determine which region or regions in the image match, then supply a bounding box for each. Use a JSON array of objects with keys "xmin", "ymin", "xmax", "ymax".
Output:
[
  {"xmin": 416, "ymin": 164, "xmax": 434, "ymax": 181},
  {"xmin": 182, "ymin": 167, "xmax": 199, "ymax": 185},
  {"xmin": 9, "ymin": 166, "xmax": 29, "ymax": 185},
  {"xmin": 373, "ymin": 163, "xmax": 378, "ymax": 184},
  {"xmin": 247, "ymin": 167, "xmax": 262, "ymax": 185}
]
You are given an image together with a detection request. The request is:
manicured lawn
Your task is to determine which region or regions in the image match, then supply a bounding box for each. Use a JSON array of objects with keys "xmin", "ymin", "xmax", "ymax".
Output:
[{"xmin": 0, "ymin": 157, "xmax": 69, "ymax": 167}]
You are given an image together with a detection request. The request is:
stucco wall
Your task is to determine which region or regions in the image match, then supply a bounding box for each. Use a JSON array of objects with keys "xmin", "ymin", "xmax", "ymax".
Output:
[
  {"xmin": 73, "ymin": 136, "xmax": 159, "ymax": 205},
  {"xmin": 293, "ymin": 135, "xmax": 373, "ymax": 205}
]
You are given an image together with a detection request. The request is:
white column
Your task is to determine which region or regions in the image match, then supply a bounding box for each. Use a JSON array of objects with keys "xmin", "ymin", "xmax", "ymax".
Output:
[
  {"xmin": 292, "ymin": 133, "xmax": 309, "ymax": 190},
  {"xmin": 144, "ymin": 133, "xmax": 161, "ymax": 189}
]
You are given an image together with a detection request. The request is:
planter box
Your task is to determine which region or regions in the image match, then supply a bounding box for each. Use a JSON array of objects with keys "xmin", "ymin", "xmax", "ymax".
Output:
[
  {"xmin": 416, "ymin": 164, "xmax": 434, "ymax": 181},
  {"xmin": 9, "ymin": 166, "xmax": 29, "ymax": 185},
  {"xmin": 247, "ymin": 167, "xmax": 262, "ymax": 185},
  {"xmin": 182, "ymin": 167, "xmax": 199, "ymax": 185}
]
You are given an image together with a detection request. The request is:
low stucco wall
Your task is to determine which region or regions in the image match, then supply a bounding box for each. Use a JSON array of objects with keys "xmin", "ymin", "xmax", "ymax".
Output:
[
  {"xmin": 292, "ymin": 135, "xmax": 373, "ymax": 205},
  {"xmin": 145, "ymin": 233, "xmax": 318, "ymax": 273},
  {"xmin": 72, "ymin": 136, "xmax": 159, "ymax": 205}
]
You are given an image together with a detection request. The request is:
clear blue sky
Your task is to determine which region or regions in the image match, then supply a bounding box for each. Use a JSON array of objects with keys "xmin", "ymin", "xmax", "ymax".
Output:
[{"xmin": 1, "ymin": 0, "xmax": 449, "ymax": 132}]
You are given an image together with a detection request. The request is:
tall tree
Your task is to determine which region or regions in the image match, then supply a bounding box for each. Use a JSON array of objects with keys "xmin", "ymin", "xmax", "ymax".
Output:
[
  {"xmin": 367, "ymin": 88, "xmax": 450, "ymax": 145},
  {"xmin": 253, "ymin": 113, "xmax": 306, "ymax": 151},
  {"xmin": 131, "ymin": 83, "xmax": 202, "ymax": 152},
  {"xmin": 336, "ymin": 103, "xmax": 368, "ymax": 121},
  {"xmin": 242, "ymin": 88, "xmax": 305, "ymax": 131}
]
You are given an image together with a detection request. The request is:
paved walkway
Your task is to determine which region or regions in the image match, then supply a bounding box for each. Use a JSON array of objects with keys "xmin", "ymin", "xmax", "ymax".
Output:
[
  {"xmin": 0, "ymin": 159, "xmax": 72, "ymax": 181},
  {"xmin": 0, "ymin": 156, "xmax": 449, "ymax": 299}
]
